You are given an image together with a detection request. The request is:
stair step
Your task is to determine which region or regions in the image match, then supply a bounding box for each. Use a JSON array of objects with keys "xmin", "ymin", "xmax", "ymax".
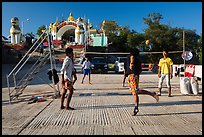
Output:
[
  {"xmin": 33, "ymin": 71, "xmax": 39, "ymax": 74},
  {"xmin": 14, "ymin": 84, "xmax": 27, "ymax": 90},
  {"xmin": 10, "ymin": 92, "xmax": 22, "ymax": 98},
  {"xmin": 15, "ymin": 92, "xmax": 22, "ymax": 97},
  {"xmin": 14, "ymin": 86, "xmax": 20, "ymax": 89},
  {"xmin": 27, "ymin": 77, "xmax": 33, "ymax": 81}
]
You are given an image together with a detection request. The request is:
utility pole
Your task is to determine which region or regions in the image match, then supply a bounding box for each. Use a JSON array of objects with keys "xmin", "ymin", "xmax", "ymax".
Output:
[
  {"xmin": 183, "ymin": 30, "xmax": 186, "ymax": 73},
  {"xmin": 21, "ymin": 18, "xmax": 30, "ymax": 35}
]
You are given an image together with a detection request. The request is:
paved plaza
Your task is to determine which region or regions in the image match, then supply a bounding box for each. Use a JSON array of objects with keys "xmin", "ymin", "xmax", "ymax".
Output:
[{"xmin": 2, "ymin": 64, "xmax": 202, "ymax": 135}]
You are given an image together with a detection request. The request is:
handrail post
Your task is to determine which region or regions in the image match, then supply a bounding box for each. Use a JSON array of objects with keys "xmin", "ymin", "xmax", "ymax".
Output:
[
  {"xmin": 13, "ymin": 73, "xmax": 17, "ymax": 88},
  {"xmin": 47, "ymin": 30, "xmax": 58, "ymax": 97},
  {"xmin": 6, "ymin": 75, "xmax": 11, "ymax": 104}
]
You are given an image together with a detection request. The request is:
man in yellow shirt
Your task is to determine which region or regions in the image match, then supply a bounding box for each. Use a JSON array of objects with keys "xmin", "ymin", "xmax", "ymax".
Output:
[{"xmin": 158, "ymin": 50, "xmax": 173, "ymax": 97}]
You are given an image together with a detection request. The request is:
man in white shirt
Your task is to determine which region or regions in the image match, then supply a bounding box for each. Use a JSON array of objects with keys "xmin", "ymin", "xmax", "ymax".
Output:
[
  {"xmin": 60, "ymin": 47, "xmax": 75, "ymax": 110},
  {"xmin": 81, "ymin": 57, "xmax": 92, "ymax": 84}
]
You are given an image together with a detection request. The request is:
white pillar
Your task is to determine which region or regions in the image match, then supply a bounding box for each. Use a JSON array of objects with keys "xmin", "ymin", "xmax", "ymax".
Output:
[
  {"xmin": 80, "ymin": 31, "xmax": 84, "ymax": 44},
  {"xmin": 15, "ymin": 34, "xmax": 21, "ymax": 44}
]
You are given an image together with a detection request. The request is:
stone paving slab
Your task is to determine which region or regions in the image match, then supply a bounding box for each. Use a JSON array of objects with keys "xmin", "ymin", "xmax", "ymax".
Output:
[{"xmin": 2, "ymin": 72, "xmax": 202, "ymax": 135}]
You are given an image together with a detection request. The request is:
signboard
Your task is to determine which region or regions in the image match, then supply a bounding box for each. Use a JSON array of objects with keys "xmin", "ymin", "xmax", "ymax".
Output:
[{"xmin": 93, "ymin": 36, "xmax": 108, "ymax": 47}]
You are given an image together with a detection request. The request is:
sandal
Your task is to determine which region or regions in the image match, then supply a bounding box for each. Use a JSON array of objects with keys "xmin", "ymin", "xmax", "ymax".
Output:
[
  {"xmin": 66, "ymin": 106, "xmax": 75, "ymax": 110},
  {"xmin": 60, "ymin": 106, "xmax": 65, "ymax": 109},
  {"xmin": 133, "ymin": 109, "xmax": 139, "ymax": 116},
  {"xmin": 132, "ymin": 106, "xmax": 139, "ymax": 116}
]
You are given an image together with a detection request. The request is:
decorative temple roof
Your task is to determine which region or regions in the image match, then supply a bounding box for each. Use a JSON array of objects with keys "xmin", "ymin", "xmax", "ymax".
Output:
[
  {"xmin": 101, "ymin": 20, "xmax": 117, "ymax": 30},
  {"xmin": 67, "ymin": 12, "xmax": 75, "ymax": 22}
]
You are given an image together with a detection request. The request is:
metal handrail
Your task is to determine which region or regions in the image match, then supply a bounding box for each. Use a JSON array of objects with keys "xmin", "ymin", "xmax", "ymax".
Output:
[
  {"xmin": 15, "ymin": 52, "xmax": 50, "ymax": 89},
  {"xmin": 7, "ymin": 28, "xmax": 60, "ymax": 102},
  {"xmin": 47, "ymin": 32, "xmax": 58, "ymax": 96},
  {"xmin": 14, "ymin": 35, "xmax": 47, "ymax": 76},
  {"xmin": 7, "ymin": 31, "xmax": 46, "ymax": 78},
  {"xmin": 6, "ymin": 30, "xmax": 48, "ymax": 103}
]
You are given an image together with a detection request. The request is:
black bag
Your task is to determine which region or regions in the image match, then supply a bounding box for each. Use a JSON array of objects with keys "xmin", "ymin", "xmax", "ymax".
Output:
[{"xmin": 47, "ymin": 69, "xmax": 59, "ymax": 85}]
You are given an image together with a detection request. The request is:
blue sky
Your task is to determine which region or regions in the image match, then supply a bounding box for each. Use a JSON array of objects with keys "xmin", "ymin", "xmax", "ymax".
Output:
[{"xmin": 2, "ymin": 2, "xmax": 202, "ymax": 38}]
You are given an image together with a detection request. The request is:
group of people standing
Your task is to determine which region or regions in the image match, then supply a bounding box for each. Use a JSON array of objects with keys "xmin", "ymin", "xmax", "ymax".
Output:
[{"xmin": 59, "ymin": 47, "xmax": 173, "ymax": 116}]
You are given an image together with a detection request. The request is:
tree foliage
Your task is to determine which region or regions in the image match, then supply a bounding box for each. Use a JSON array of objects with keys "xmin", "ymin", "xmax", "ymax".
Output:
[
  {"xmin": 37, "ymin": 25, "xmax": 46, "ymax": 37},
  {"xmin": 142, "ymin": 13, "xmax": 201, "ymax": 64},
  {"xmin": 197, "ymin": 34, "xmax": 202, "ymax": 64}
]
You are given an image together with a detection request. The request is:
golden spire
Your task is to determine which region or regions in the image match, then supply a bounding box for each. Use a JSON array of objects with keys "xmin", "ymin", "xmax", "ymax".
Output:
[
  {"xmin": 83, "ymin": 16, "xmax": 87, "ymax": 26},
  {"xmin": 67, "ymin": 12, "xmax": 75, "ymax": 21},
  {"xmin": 53, "ymin": 17, "xmax": 58, "ymax": 27},
  {"xmin": 55, "ymin": 17, "xmax": 58, "ymax": 25}
]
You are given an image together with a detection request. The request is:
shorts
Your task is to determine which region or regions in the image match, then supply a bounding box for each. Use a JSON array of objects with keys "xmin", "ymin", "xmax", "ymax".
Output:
[
  {"xmin": 72, "ymin": 68, "xmax": 77, "ymax": 75},
  {"xmin": 128, "ymin": 74, "xmax": 139, "ymax": 93},
  {"xmin": 83, "ymin": 69, "xmax": 90, "ymax": 75},
  {"xmin": 62, "ymin": 79, "xmax": 73, "ymax": 90}
]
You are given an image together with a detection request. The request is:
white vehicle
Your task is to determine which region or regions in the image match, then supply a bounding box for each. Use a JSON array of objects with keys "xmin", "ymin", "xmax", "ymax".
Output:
[
  {"xmin": 74, "ymin": 57, "xmax": 85, "ymax": 73},
  {"xmin": 114, "ymin": 57, "xmax": 127, "ymax": 73}
]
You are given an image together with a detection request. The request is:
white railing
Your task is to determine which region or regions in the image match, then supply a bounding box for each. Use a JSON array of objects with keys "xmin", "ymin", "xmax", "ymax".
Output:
[{"xmin": 6, "ymin": 28, "xmax": 59, "ymax": 103}]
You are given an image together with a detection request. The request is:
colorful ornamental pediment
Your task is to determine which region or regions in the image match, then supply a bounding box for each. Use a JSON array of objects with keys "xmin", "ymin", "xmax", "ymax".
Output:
[
  {"xmin": 50, "ymin": 12, "xmax": 88, "ymax": 44},
  {"xmin": 57, "ymin": 21, "xmax": 77, "ymax": 30}
]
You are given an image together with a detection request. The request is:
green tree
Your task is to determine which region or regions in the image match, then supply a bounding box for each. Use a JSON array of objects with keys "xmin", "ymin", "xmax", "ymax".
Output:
[
  {"xmin": 101, "ymin": 22, "xmax": 117, "ymax": 36},
  {"xmin": 143, "ymin": 12, "xmax": 201, "ymax": 64},
  {"xmin": 37, "ymin": 25, "xmax": 46, "ymax": 37},
  {"xmin": 197, "ymin": 34, "xmax": 202, "ymax": 64},
  {"xmin": 107, "ymin": 25, "xmax": 130, "ymax": 52},
  {"xmin": 118, "ymin": 26, "xmax": 130, "ymax": 51},
  {"xmin": 127, "ymin": 32, "xmax": 145, "ymax": 51},
  {"xmin": 143, "ymin": 13, "xmax": 170, "ymax": 51}
]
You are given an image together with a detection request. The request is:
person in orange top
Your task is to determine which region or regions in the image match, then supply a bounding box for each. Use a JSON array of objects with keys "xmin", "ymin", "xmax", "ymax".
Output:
[{"xmin": 157, "ymin": 50, "xmax": 173, "ymax": 97}]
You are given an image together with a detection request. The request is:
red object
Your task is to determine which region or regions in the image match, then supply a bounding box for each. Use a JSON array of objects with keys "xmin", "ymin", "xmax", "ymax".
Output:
[
  {"xmin": 52, "ymin": 40, "xmax": 62, "ymax": 45},
  {"xmin": 43, "ymin": 40, "xmax": 62, "ymax": 46},
  {"xmin": 59, "ymin": 58, "xmax": 64, "ymax": 64},
  {"xmin": 148, "ymin": 63, "xmax": 153, "ymax": 71},
  {"xmin": 43, "ymin": 42, "xmax": 48, "ymax": 46},
  {"xmin": 69, "ymin": 44, "xmax": 85, "ymax": 49},
  {"xmin": 185, "ymin": 65, "xmax": 195, "ymax": 77},
  {"xmin": 7, "ymin": 43, "xmax": 25, "ymax": 50},
  {"xmin": 37, "ymin": 98, "xmax": 46, "ymax": 102}
]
